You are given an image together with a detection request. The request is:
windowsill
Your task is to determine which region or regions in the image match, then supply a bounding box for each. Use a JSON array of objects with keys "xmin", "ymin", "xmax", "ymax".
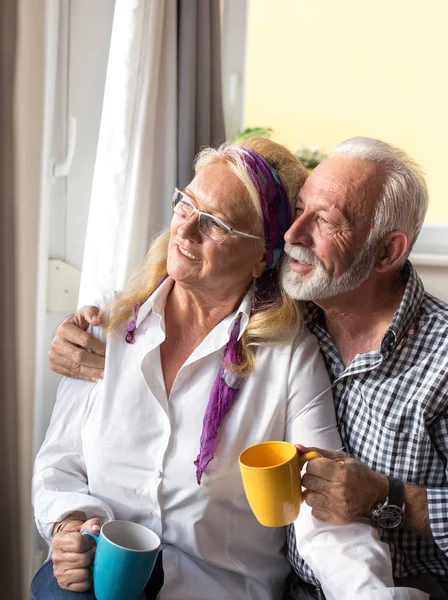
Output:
[{"xmin": 410, "ymin": 252, "xmax": 448, "ymax": 268}]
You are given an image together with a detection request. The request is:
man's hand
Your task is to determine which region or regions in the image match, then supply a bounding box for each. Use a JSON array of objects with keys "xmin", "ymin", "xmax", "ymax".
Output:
[
  {"xmin": 52, "ymin": 517, "xmax": 100, "ymax": 592},
  {"xmin": 297, "ymin": 445, "xmax": 389, "ymax": 525},
  {"xmin": 49, "ymin": 306, "xmax": 106, "ymax": 382}
]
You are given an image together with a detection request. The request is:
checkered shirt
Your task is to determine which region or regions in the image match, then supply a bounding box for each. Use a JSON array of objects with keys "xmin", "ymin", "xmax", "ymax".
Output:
[{"xmin": 288, "ymin": 261, "xmax": 448, "ymax": 587}]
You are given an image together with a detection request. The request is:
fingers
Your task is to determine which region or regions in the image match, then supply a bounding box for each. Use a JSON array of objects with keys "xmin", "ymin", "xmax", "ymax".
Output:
[
  {"xmin": 54, "ymin": 546, "xmax": 96, "ymax": 567},
  {"xmin": 313, "ymin": 448, "xmax": 346, "ymax": 461},
  {"xmin": 305, "ymin": 456, "xmax": 348, "ymax": 481},
  {"xmin": 295, "ymin": 444, "xmax": 310, "ymax": 455},
  {"xmin": 48, "ymin": 337, "xmax": 105, "ymax": 381},
  {"xmin": 53, "ymin": 563, "xmax": 93, "ymax": 592},
  {"xmin": 49, "ymin": 335, "xmax": 105, "ymax": 369},
  {"xmin": 76, "ymin": 305, "xmax": 101, "ymax": 327},
  {"xmin": 52, "ymin": 528, "xmax": 97, "ymax": 591},
  {"xmin": 294, "ymin": 445, "xmax": 345, "ymax": 462},
  {"xmin": 80, "ymin": 518, "xmax": 102, "ymax": 535},
  {"xmin": 47, "ymin": 362, "xmax": 104, "ymax": 383},
  {"xmin": 302, "ymin": 471, "xmax": 334, "ymax": 493},
  {"xmin": 58, "ymin": 314, "xmax": 106, "ymax": 356},
  {"xmin": 53, "ymin": 530, "xmax": 96, "ymax": 554},
  {"xmin": 303, "ymin": 482, "xmax": 353, "ymax": 525},
  {"xmin": 49, "ymin": 310, "xmax": 106, "ymax": 380}
]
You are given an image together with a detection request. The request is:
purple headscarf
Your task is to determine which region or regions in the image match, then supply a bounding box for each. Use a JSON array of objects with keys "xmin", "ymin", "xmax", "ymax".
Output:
[{"xmin": 233, "ymin": 148, "xmax": 291, "ymax": 268}]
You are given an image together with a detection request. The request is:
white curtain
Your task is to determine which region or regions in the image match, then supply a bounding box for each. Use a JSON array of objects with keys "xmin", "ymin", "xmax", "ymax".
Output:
[{"xmin": 78, "ymin": 0, "xmax": 176, "ymax": 306}]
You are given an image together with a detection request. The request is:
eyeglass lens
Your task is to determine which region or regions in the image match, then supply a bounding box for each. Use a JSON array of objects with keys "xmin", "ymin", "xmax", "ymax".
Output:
[{"xmin": 172, "ymin": 190, "xmax": 229, "ymax": 242}]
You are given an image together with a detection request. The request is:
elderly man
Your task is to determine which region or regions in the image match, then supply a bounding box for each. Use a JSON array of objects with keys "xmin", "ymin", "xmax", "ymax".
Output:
[
  {"xmin": 281, "ymin": 137, "xmax": 448, "ymax": 599},
  {"xmin": 48, "ymin": 137, "xmax": 447, "ymax": 598}
]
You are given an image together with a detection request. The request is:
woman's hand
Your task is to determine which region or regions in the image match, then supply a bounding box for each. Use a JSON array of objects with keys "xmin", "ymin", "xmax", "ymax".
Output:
[
  {"xmin": 49, "ymin": 306, "xmax": 106, "ymax": 382},
  {"xmin": 52, "ymin": 517, "xmax": 101, "ymax": 592}
]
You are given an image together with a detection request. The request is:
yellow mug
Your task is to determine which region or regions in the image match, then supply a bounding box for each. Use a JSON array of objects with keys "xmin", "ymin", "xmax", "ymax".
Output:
[{"xmin": 238, "ymin": 441, "xmax": 321, "ymax": 527}]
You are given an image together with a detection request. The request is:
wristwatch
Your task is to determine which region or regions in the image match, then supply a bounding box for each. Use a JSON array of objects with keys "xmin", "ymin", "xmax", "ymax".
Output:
[{"xmin": 371, "ymin": 476, "xmax": 405, "ymax": 530}]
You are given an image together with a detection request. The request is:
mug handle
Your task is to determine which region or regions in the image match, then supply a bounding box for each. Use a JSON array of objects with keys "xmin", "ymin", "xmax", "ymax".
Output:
[
  {"xmin": 81, "ymin": 530, "xmax": 99, "ymax": 572},
  {"xmin": 297, "ymin": 451, "xmax": 322, "ymax": 503}
]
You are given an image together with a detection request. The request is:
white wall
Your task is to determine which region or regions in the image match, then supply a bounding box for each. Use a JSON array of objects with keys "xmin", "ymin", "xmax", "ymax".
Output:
[{"xmin": 415, "ymin": 264, "xmax": 448, "ymax": 302}]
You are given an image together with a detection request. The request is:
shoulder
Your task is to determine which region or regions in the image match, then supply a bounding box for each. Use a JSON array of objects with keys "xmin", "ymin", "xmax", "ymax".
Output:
[
  {"xmin": 417, "ymin": 290, "xmax": 448, "ymax": 337},
  {"xmin": 420, "ymin": 290, "xmax": 448, "ymax": 319},
  {"xmin": 288, "ymin": 325, "xmax": 329, "ymax": 381},
  {"xmin": 258, "ymin": 325, "xmax": 321, "ymax": 361},
  {"xmin": 291, "ymin": 324, "xmax": 322, "ymax": 356},
  {"xmin": 252, "ymin": 326, "xmax": 324, "ymax": 378}
]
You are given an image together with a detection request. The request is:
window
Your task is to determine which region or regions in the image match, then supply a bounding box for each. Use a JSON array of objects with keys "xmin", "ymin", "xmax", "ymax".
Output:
[{"xmin": 222, "ymin": 0, "xmax": 448, "ymax": 261}]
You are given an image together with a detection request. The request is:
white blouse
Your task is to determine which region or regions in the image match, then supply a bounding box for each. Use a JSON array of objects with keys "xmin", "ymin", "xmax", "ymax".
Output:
[{"xmin": 33, "ymin": 279, "xmax": 407, "ymax": 600}]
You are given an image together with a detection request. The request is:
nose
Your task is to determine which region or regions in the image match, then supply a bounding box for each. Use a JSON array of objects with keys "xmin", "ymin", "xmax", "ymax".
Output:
[
  {"xmin": 176, "ymin": 212, "xmax": 202, "ymax": 241},
  {"xmin": 284, "ymin": 214, "xmax": 313, "ymax": 247}
]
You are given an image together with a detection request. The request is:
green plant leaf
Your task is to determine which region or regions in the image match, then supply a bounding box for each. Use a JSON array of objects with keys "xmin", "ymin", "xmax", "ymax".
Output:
[
  {"xmin": 295, "ymin": 145, "xmax": 327, "ymax": 170},
  {"xmin": 232, "ymin": 127, "xmax": 273, "ymax": 141}
]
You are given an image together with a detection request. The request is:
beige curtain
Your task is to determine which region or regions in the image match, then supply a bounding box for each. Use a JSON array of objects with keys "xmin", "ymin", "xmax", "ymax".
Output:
[
  {"xmin": 0, "ymin": 0, "xmax": 21, "ymax": 597},
  {"xmin": 177, "ymin": 0, "xmax": 225, "ymax": 186},
  {"xmin": 6, "ymin": 0, "xmax": 44, "ymax": 597}
]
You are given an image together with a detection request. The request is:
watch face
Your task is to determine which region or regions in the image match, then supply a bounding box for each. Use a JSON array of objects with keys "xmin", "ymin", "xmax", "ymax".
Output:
[{"xmin": 375, "ymin": 505, "xmax": 404, "ymax": 530}]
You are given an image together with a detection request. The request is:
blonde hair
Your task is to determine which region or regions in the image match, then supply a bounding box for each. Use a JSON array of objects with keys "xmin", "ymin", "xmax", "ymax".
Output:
[{"xmin": 101, "ymin": 137, "xmax": 308, "ymax": 376}]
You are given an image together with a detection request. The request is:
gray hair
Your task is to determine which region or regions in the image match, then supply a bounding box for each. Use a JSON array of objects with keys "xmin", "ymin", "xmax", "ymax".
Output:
[{"xmin": 334, "ymin": 137, "xmax": 429, "ymax": 260}]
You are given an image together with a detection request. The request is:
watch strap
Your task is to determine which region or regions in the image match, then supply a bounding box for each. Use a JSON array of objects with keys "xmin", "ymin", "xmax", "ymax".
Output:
[{"xmin": 388, "ymin": 476, "xmax": 405, "ymax": 508}]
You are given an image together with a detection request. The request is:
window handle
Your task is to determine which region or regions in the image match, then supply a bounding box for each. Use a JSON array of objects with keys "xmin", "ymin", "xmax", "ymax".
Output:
[{"xmin": 53, "ymin": 116, "xmax": 77, "ymax": 178}]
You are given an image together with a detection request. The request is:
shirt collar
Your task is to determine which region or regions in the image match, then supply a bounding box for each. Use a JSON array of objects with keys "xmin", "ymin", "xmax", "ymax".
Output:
[
  {"xmin": 135, "ymin": 277, "xmax": 174, "ymax": 328},
  {"xmin": 303, "ymin": 301, "xmax": 323, "ymax": 328},
  {"xmin": 380, "ymin": 261, "xmax": 424, "ymax": 354},
  {"xmin": 232, "ymin": 288, "xmax": 252, "ymax": 340},
  {"xmin": 134, "ymin": 277, "xmax": 252, "ymax": 341}
]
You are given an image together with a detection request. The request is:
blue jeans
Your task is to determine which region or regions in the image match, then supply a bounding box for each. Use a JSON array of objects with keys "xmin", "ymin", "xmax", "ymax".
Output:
[{"xmin": 30, "ymin": 560, "xmax": 147, "ymax": 599}]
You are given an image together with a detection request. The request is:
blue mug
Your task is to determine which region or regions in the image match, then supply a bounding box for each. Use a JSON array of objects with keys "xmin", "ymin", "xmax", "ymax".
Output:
[{"xmin": 82, "ymin": 520, "xmax": 161, "ymax": 600}]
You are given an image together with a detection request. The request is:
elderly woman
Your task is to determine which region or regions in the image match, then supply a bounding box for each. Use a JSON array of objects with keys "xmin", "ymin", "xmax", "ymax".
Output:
[{"xmin": 32, "ymin": 138, "xmax": 399, "ymax": 600}]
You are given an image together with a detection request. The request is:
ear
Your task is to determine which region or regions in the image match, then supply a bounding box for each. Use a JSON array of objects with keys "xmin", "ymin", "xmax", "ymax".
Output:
[
  {"xmin": 374, "ymin": 231, "xmax": 409, "ymax": 272},
  {"xmin": 252, "ymin": 253, "xmax": 267, "ymax": 279}
]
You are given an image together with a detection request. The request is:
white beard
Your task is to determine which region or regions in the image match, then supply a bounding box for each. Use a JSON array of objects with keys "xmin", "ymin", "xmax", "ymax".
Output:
[{"xmin": 281, "ymin": 241, "xmax": 378, "ymax": 301}]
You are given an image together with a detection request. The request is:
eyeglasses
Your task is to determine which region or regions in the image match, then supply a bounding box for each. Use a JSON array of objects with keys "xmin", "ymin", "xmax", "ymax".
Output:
[{"xmin": 171, "ymin": 188, "xmax": 264, "ymax": 244}]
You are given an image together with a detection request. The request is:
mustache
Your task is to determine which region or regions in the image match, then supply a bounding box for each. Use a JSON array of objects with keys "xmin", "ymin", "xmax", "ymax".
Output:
[{"xmin": 283, "ymin": 243, "xmax": 321, "ymax": 267}]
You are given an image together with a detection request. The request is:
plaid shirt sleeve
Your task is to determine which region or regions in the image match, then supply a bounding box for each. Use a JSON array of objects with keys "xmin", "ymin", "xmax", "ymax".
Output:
[
  {"xmin": 427, "ymin": 412, "xmax": 448, "ymax": 556},
  {"xmin": 428, "ymin": 487, "xmax": 448, "ymax": 555}
]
